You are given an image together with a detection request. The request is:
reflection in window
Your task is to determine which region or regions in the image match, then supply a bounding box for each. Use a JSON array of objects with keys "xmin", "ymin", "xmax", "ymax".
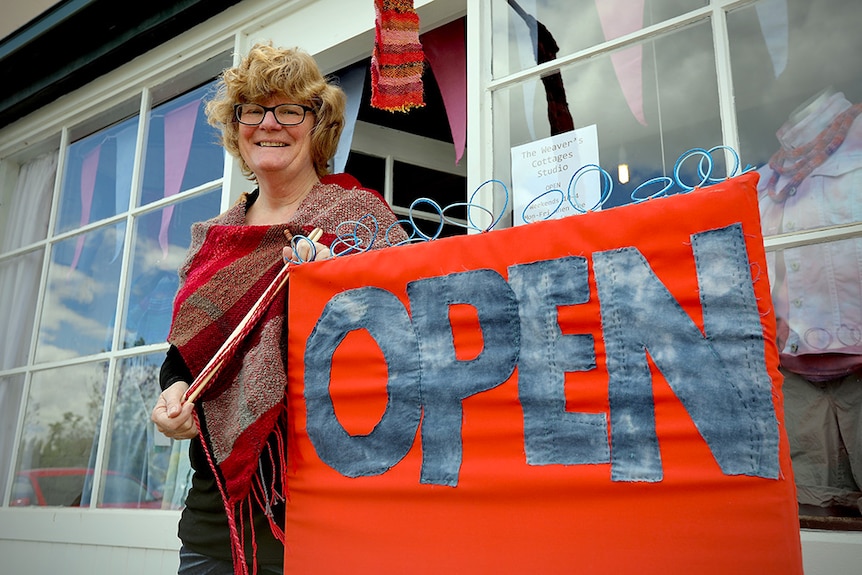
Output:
[
  {"xmin": 494, "ymin": 20, "xmax": 721, "ymax": 215},
  {"xmin": 123, "ymin": 189, "xmax": 221, "ymax": 348},
  {"xmin": 86, "ymin": 353, "xmax": 188, "ymax": 509},
  {"xmin": 14, "ymin": 363, "xmax": 107, "ymax": 507},
  {"xmin": 0, "ymin": 374, "xmax": 25, "ymax": 502},
  {"xmin": 729, "ymin": 0, "xmax": 862, "ymax": 525},
  {"xmin": 55, "ymin": 116, "xmax": 138, "ymax": 235},
  {"xmin": 36, "ymin": 223, "xmax": 125, "ymax": 362},
  {"xmin": 491, "ymin": 0, "xmax": 708, "ymax": 78}
]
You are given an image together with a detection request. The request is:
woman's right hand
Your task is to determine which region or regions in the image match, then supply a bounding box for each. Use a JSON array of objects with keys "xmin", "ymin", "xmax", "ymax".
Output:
[{"xmin": 151, "ymin": 381, "xmax": 199, "ymax": 440}]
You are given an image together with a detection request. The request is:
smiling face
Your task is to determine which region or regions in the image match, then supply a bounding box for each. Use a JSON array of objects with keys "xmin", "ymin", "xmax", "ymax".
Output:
[{"xmin": 237, "ymin": 96, "xmax": 317, "ymax": 181}]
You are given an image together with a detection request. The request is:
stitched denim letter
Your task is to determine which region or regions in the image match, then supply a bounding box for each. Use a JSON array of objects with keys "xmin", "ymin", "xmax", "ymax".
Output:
[
  {"xmin": 594, "ymin": 223, "xmax": 779, "ymax": 482},
  {"xmin": 305, "ymin": 287, "xmax": 421, "ymax": 477},
  {"xmin": 689, "ymin": 224, "xmax": 779, "ymax": 478},
  {"xmin": 508, "ymin": 256, "xmax": 610, "ymax": 466},
  {"xmin": 407, "ymin": 269, "xmax": 520, "ymax": 486}
]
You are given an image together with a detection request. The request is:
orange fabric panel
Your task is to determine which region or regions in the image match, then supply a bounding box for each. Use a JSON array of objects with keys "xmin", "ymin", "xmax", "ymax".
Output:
[{"xmin": 285, "ymin": 172, "xmax": 802, "ymax": 574}]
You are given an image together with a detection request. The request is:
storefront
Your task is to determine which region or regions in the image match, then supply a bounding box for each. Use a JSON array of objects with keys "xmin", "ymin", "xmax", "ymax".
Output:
[{"xmin": 0, "ymin": 0, "xmax": 860, "ymax": 572}]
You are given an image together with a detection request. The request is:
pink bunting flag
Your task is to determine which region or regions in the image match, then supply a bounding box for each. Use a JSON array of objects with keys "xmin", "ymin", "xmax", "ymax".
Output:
[
  {"xmin": 422, "ymin": 19, "xmax": 467, "ymax": 164},
  {"xmin": 595, "ymin": 0, "xmax": 647, "ymax": 126},
  {"xmin": 69, "ymin": 145, "xmax": 101, "ymax": 274},
  {"xmin": 159, "ymin": 100, "xmax": 199, "ymax": 259}
]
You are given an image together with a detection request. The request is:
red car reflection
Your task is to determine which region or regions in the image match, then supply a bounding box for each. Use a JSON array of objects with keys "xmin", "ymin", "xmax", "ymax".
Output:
[{"xmin": 11, "ymin": 468, "xmax": 163, "ymax": 509}]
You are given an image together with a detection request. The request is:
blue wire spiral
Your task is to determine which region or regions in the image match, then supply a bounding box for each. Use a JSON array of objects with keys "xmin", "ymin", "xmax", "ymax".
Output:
[{"xmin": 291, "ymin": 145, "xmax": 751, "ymax": 262}]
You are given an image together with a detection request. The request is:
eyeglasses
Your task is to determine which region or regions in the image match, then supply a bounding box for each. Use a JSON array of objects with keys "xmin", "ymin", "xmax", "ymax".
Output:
[{"xmin": 233, "ymin": 103, "xmax": 314, "ymax": 126}]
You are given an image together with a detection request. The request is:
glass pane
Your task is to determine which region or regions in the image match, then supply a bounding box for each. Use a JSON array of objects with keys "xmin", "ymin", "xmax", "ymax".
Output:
[
  {"xmin": 494, "ymin": 21, "xmax": 721, "ymax": 219},
  {"xmin": 729, "ymin": 0, "xmax": 862, "ymax": 523},
  {"xmin": 0, "ymin": 373, "xmax": 25, "ymax": 503},
  {"xmin": 344, "ymin": 152, "xmax": 386, "ymax": 197},
  {"xmin": 93, "ymin": 353, "xmax": 180, "ymax": 509},
  {"xmin": 140, "ymin": 82, "xmax": 225, "ymax": 207},
  {"xmin": 0, "ymin": 249, "xmax": 43, "ymax": 369},
  {"xmin": 55, "ymin": 116, "xmax": 138, "ymax": 235},
  {"xmin": 729, "ymin": 0, "xmax": 862, "ymax": 173},
  {"xmin": 36, "ymin": 222, "xmax": 125, "ymax": 362},
  {"xmin": 769, "ymin": 241, "xmax": 862, "ymax": 518},
  {"xmin": 491, "ymin": 0, "xmax": 707, "ymax": 78},
  {"xmin": 392, "ymin": 161, "xmax": 467, "ymax": 238},
  {"xmin": 13, "ymin": 362, "xmax": 106, "ymax": 507},
  {"xmin": 123, "ymin": 189, "xmax": 222, "ymax": 348}
]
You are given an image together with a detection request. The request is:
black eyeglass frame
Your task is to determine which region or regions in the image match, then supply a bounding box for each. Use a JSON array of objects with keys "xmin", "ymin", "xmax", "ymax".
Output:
[{"xmin": 233, "ymin": 103, "xmax": 315, "ymax": 126}]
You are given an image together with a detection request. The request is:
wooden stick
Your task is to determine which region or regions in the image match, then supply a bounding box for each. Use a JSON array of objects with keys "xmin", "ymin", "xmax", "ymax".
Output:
[{"xmin": 183, "ymin": 227, "xmax": 322, "ymax": 403}]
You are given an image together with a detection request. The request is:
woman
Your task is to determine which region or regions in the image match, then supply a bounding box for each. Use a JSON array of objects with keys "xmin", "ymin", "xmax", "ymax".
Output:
[{"xmin": 151, "ymin": 43, "xmax": 408, "ymax": 574}]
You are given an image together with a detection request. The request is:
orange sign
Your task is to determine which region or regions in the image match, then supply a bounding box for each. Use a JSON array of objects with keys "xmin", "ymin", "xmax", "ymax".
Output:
[{"xmin": 285, "ymin": 172, "xmax": 802, "ymax": 574}]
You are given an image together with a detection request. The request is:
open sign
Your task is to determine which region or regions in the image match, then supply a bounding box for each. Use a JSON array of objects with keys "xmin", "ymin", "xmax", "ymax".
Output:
[{"xmin": 285, "ymin": 172, "xmax": 802, "ymax": 574}]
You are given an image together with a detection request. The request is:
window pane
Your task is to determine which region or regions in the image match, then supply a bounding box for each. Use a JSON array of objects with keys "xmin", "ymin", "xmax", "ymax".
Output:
[
  {"xmin": 36, "ymin": 222, "xmax": 125, "ymax": 362},
  {"xmin": 729, "ymin": 0, "xmax": 862, "ymax": 523},
  {"xmin": 392, "ymin": 161, "xmax": 467, "ymax": 238},
  {"xmin": 1, "ymin": 151, "xmax": 56, "ymax": 253},
  {"xmin": 55, "ymin": 116, "xmax": 138, "ymax": 235},
  {"xmin": 140, "ymin": 82, "xmax": 224, "ymax": 207},
  {"xmin": 344, "ymin": 152, "xmax": 386, "ymax": 197},
  {"xmin": 13, "ymin": 362, "xmax": 106, "ymax": 507},
  {"xmin": 0, "ymin": 373, "xmax": 25, "ymax": 502},
  {"xmin": 123, "ymin": 189, "xmax": 221, "ymax": 348},
  {"xmin": 94, "ymin": 353, "xmax": 179, "ymax": 509},
  {"xmin": 491, "ymin": 0, "xmax": 707, "ymax": 78},
  {"xmin": 0, "ymin": 249, "xmax": 43, "ymax": 369},
  {"xmin": 730, "ymin": 0, "xmax": 862, "ymax": 171},
  {"xmin": 494, "ymin": 21, "xmax": 721, "ymax": 215}
]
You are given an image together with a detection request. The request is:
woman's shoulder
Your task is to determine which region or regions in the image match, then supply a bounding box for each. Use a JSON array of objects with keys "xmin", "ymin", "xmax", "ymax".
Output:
[{"xmin": 320, "ymin": 173, "xmax": 385, "ymax": 202}]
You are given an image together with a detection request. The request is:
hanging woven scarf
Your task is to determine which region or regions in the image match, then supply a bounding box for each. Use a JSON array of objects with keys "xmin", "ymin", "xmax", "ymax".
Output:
[{"xmin": 371, "ymin": 0, "xmax": 426, "ymax": 112}]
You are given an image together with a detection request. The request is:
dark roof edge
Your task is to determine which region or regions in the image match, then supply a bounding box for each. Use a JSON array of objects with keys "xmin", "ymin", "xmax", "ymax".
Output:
[
  {"xmin": 0, "ymin": 0, "xmax": 241, "ymax": 131},
  {"xmin": 0, "ymin": 0, "xmax": 96, "ymax": 60}
]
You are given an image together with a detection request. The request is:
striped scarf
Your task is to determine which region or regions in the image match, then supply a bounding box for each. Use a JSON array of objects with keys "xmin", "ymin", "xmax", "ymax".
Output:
[{"xmin": 371, "ymin": 0, "xmax": 425, "ymax": 112}]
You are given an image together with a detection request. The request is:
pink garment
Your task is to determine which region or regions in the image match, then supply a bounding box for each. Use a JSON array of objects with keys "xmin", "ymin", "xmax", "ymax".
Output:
[{"xmin": 758, "ymin": 92, "xmax": 862, "ymax": 380}]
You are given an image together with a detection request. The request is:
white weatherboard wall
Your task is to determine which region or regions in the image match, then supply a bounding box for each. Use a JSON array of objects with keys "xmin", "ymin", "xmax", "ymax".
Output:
[{"xmin": 0, "ymin": 508, "xmax": 181, "ymax": 574}]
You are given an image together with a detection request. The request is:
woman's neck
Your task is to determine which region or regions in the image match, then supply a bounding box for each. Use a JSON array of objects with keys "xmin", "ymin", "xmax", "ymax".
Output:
[{"xmin": 246, "ymin": 170, "xmax": 320, "ymax": 225}]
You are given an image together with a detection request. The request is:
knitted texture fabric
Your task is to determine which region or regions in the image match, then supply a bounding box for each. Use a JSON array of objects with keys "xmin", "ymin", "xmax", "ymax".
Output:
[
  {"xmin": 167, "ymin": 176, "xmax": 408, "ymax": 574},
  {"xmin": 371, "ymin": 0, "xmax": 425, "ymax": 112}
]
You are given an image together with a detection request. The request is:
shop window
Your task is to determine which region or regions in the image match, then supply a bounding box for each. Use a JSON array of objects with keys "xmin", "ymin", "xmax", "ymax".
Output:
[
  {"xmin": 13, "ymin": 361, "xmax": 108, "ymax": 507},
  {"xmin": 493, "ymin": 16, "xmax": 723, "ymax": 219},
  {"xmin": 728, "ymin": 0, "xmax": 862, "ymax": 529},
  {"xmin": 2, "ymin": 75, "xmax": 225, "ymax": 509},
  {"xmin": 492, "ymin": 0, "xmax": 708, "ymax": 79}
]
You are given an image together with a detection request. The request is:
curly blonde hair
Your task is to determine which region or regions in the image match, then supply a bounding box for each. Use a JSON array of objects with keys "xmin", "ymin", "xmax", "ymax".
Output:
[{"xmin": 205, "ymin": 42, "xmax": 347, "ymax": 179}]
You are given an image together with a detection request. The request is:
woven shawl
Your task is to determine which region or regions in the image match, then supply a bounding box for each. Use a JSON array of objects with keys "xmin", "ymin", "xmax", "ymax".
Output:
[{"xmin": 168, "ymin": 176, "xmax": 406, "ymax": 572}]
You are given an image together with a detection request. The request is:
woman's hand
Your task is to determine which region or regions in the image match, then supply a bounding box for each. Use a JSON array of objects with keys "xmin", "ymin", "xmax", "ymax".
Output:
[
  {"xmin": 151, "ymin": 381, "xmax": 198, "ymax": 440},
  {"xmin": 283, "ymin": 231, "xmax": 331, "ymax": 263}
]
